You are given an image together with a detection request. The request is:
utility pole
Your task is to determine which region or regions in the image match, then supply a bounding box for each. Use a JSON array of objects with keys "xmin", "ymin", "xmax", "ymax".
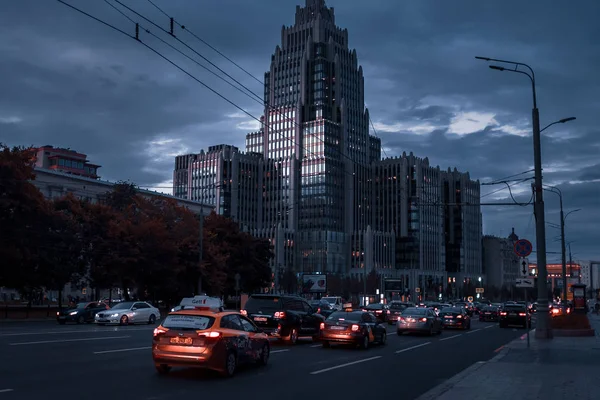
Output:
[
  {"xmin": 198, "ymin": 214, "xmax": 204, "ymax": 294},
  {"xmin": 559, "ymin": 199, "xmax": 568, "ymax": 302}
]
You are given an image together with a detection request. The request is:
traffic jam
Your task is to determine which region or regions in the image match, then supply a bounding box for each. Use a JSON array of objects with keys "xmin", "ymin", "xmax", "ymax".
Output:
[{"xmin": 53, "ymin": 294, "xmax": 547, "ymax": 378}]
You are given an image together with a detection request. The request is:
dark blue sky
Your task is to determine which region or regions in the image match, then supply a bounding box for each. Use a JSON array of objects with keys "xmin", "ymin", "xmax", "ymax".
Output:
[{"xmin": 0, "ymin": 0, "xmax": 598, "ymax": 260}]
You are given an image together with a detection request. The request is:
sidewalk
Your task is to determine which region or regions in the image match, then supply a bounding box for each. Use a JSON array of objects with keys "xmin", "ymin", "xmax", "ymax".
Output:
[{"xmin": 417, "ymin": 314, "xmax": 600, "ymax": 400}]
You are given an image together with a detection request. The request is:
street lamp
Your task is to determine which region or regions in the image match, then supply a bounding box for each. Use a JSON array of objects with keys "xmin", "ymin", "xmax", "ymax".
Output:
[
  {"xmin": 476, "ymin": 55, "xmax": 553, "ymax": 339},
  {"xmin": 543, "ymin": 185, "xmax": 581, "ymax": 302},
  {"xmin": 541, "ymin": 117, "xmax": 576, "ymax": 133}
]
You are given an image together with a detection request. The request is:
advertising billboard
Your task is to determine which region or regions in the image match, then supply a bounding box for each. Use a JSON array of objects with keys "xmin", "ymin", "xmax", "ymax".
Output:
[{"xmin": 302, "ymin": 274, "xmax": 327, "ymax": 293}]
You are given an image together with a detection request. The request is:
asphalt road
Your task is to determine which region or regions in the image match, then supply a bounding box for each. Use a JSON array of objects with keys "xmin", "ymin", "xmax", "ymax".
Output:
[{"xmin": 0, "ymin": 318, "xmax": 530, "ymax": 400}]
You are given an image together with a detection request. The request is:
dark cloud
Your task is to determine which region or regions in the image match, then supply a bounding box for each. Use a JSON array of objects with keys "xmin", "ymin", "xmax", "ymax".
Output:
[{"xmin": 0, "ymin": 0, "xmax": 598, "ymax": 259}]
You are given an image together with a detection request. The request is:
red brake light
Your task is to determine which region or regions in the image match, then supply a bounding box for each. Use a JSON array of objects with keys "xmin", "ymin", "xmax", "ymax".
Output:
[
  {"xmin": 457, "ymin": 315, "xmax": 463, "ymax": 319},
  {"xmin": 153, "ymin": 327, "xmax": 168, "ymax": 337},
  {"xmin": 240, "ymin": 310, "xmax": 247, "ymax": 316},
  {"xmin": 420, "ymin": 318, "xmax": 427, "ymax": 322},
  {"xmin": 198, "ymin": 331, "xmax": 220, "ymax": 338},
  {"xmin": 500, "ymin": 312, "xmax": 507, "ymax": 316},
  {"xmin": 351, "ymin": 324, "xmax": 360, "ymax": 332},
  {"xmin": 317, "ymin": 308, "xmax": 321, "ymax": 314},
  {"xmin": 386, "ymin": 310, "xmax": 391, "ymax": 314},
  {"xmin": 519, "ymin": 313, "xmax": 526, "ymax": 317},
  {"xmin": 320, "ymin": 322, "xmax": 325, "ymax": 330},
  {"xmin": 274, "ymin": 311, "xmax": 286, "ymax": 319}
]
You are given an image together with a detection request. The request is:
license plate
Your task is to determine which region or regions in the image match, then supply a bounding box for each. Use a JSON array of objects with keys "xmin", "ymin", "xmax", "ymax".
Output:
[
  {"xmin": 445, "ymin": 316, "xmax": 453, "ymax": 319},
  {"xmin": 485, "ymin": 313, "xmax": 491, "ymax": 314},
  {"xmin": 254, "ymin": 317, "xmax": 267, "ymax": 322},
  {"xmin": 331, "ymin": 326, "xmax": 345, "ymax": 330},
  {"xmin": 170, "ymin": 337, "xmax": 193, "ymax": 345}
]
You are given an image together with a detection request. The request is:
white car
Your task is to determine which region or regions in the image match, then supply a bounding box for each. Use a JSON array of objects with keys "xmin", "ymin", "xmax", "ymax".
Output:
[{"xmin": 95, "ymin": 301, "xmax": 160, "ymax": 325}]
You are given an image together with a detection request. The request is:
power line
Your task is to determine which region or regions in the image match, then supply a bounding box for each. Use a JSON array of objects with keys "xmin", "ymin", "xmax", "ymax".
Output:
[{"xmin": 481, "ymin": 169, "xmax": 535, "ymax": 185}]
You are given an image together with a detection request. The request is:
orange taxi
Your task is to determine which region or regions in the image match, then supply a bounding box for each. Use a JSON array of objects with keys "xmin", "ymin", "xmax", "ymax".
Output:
[{"xmin": 152, "ymin": 296, "xmax": 270, "ymax": 377}]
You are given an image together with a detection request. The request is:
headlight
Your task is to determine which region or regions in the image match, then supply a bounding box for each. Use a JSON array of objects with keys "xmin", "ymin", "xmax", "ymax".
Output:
[
  {"xmin": 109, "ymin": 313, "xmax": 119, "ymax": 317},
  {"xmin": 170, "ymin": 308, "xmax": 175, "ymax": 312},
  {"xmin": 69, "ymin": 311, "xmax": 78, "ymax": 316}
]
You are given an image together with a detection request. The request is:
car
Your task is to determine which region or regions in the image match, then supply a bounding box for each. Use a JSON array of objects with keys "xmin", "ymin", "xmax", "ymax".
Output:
[
  {"xmin": 320, "ymin": 296, "xmax": 344, "ymax": 311},
  {"xmin": 387, "ymin": 301, "xmax": 413, "ymax": 324},
  {"xmin": 56, "ymin": 302, "xmax": 109, "ymax": 324},
  {"xmin": 152, "ymin": 297, "xmax": 270, "ymax": 377},
  {"xmin": 320, "ymin": 310, "xmax": 387, "ymax": 349},
  {"xmin": 479, "ymin": 305, "xmax": 500, "ymax": 322},
  {"xmin": 397, "ymin": 307, "xmax": 443, "ymax": 335},
  {"xmin": 309, "ymin": 300, "xmax": 335, "ymax": 318},
  {"xmin": 94, "ymin": 301, "xmax": 161, "ymax": 325},
  {"xmin": 499, "ymin": 304, "xmax": 531, "ymax": 328},
  {"xmin": 440, "ymin": 307, "xmax": 471, "ymax": 329},
  {"xmin": 362, "ymin": 303, "xmax": 389, "ymax": 323},
  {"xmin": 241, "ymin": 294, "xmax": 325, "ymax": 344}
]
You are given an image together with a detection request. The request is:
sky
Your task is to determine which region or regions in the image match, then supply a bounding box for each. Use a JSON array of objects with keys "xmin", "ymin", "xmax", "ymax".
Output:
[{"xmin": 0, "ymin": 0, "xmax": 598, "ymax": 262}]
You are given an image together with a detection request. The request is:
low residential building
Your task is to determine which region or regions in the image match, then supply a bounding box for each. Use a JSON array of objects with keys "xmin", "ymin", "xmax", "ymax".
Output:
[{"xmin": 33, "ymin": 145, "xmax": 101, "ymax": 179}]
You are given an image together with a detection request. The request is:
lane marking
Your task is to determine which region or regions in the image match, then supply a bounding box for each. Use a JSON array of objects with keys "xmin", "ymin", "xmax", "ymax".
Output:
[
  {"xmin": 9, "ymin": 336, "xmax": 131, "ymax": 346},
  {"xmin": 270, "ymin": 349, "xmax": 290, "ymax": 354},
  {"xmin": 494, "ymin": 345, "xmax": 504, "ymax": 353},
  {"xmin": 439, "ymin": 334, "xmax": 462, "ymax": 341},
  {"xmin": 310, "ymin": 344, "xmax": 322, "ymax": 348},
  {"xmin": 484, "ymin": 325, "xmax": 495, "ymax": 329},
  {"xmin": 0, "ymin": 327, "xmax": 154, "ymax": 337},
  {"xmin": 465, "ymin": 328, "xmax": 482, "ymax": 335},
  {"xmin": 0, "ymin": 389, "xmax": 14, "ymax": 393},
  {"xmin": 395, "ymin": 342, "xmax": 431, "ymax": 354},
  {"xmin": 94, "ymin": 346, "xmax": 151, "ymax": 354},
  {"xmin": 309, "ymin": 356, "xmax": 381, "ymax": 375}
]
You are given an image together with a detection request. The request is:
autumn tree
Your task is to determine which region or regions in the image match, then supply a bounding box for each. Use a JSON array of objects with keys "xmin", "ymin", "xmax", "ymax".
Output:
[{"xmin": 0, "ymin": 144, "xmax": 49, "ymax": 295}]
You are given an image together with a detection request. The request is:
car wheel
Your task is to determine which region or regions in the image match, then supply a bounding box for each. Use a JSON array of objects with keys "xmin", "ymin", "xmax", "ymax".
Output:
[
  {"xmin": 380, "ymin": 331, "xmax": 387, "ymax": 345},
  {"xmin": 76, "ymin": 315, "xmax": 85, "ymax": 324},
  {"xmin": 287, "ymin": 327, "xmax": 298, "ymax": 345},
  {"xmin": 155, "ymin": 364, "xmax": 171, "ymax": 375},
  {"xmin": 360, "ymin": 334, "xmax": 369, "ymax": 349},
  {"xmin": 222, "ymin": 352, "xmax": 237, "ymax": 377},
  {"xmin": 120, "ymin": 315, "xmax": 129, "ymax": 326},
  {"xmin": 322, "ymin": 340, "xmax": 330, "ymax": 348},
  {"xmin": 148, "ymin": 314, "xmax": 156, "ymax": 325},
  {"xmin": 258, "ymin": 343, "xmax": 270, "ymax": 366}
]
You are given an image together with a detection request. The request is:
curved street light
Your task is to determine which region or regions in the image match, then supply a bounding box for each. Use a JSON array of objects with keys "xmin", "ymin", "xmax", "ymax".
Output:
[{"xmin": 541, "ymin": 117, "xmax": 577, "ymax": 133}]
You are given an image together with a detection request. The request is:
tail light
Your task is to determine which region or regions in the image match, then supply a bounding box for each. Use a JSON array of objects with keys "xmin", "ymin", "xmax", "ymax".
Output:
[
  {"xmin": 500, "ymin": 312, "xmax": 507, "ymax": 316},
  {"xmin": 551, "ymin": 308, "xmax": 560, "ymax": 315},
  {"xmin": 240, "ymin": 310, "xmax": 247, "ymax": 316},
  {"xmin": 519, "ymin": 313, "xmax": 526, "ymax": 317},
  {"xmin": 457, "ymin": 315, "xmax": 463, "ymax": 319},
  {"xmin": 375, "ymin": 310, "xmax": 382, "ymax": 314},
  {"xmin": 387, "ymin": 310, "xmax": 391, "ymax": 314},
  {"xmin": 351, "ymin": 324, "xmax": 360, "ymax": 332},
  {"xmin": 566, "ymin": 308, "xmax": 571, "ymax": 314},
  {"xmin": 198, "ymin": 331, "xmax": 221, "ymax": 338},
  {"xmin": 399, "ymin": 317, "xmax": 405, "ymax": 322},
  {"xmin": 274, "ymin": 311, "xmax": 286, "ymax": 319},
  {"xmin": 153, "ymin": 327, "xmax": 168, "ymax": 337},
  {"xmin": 317, "ymin": 308, "xmax": 321, "ymax": 314},
  {"xmin": 419, "ymin": 318, "xmax": 427, "ymax": 322},
  {"xmin": 320, "ymin": 322, "xmax": 325, "ymax": 330}
]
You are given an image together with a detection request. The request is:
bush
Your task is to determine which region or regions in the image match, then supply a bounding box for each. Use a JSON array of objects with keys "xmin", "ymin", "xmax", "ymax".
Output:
[{"xmin": 551, "ymin": 313, "xmax": 591, "ymax": 330}]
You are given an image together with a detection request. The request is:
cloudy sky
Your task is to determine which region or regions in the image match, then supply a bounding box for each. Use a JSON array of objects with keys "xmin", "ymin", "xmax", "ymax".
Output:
[{"xmin": 1, "ymin": 0, "xmax": 598, "ymax": 261}]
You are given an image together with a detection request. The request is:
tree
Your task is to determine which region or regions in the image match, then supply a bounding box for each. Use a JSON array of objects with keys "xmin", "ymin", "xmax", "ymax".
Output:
[{"xmin": 0, "ymin": 144, "xmax": 49, "ymax": 294}]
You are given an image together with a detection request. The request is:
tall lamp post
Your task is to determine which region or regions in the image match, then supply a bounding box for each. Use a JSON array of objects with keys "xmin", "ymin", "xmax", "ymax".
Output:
[
  {"xmin": 475, "ymin": 56, "xmax": 555, "ymax": 339},
  {"xmin": 544, "ymin": 185, "xmax": 580, "ymax": 302}
]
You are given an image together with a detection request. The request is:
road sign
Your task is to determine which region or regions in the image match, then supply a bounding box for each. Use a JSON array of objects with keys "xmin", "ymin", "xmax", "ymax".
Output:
[
  {"xmin": 520, "ymin": 259, "xmax": 529, "ymax": 277},
  {"xmin": 475, "ymin": 288, "xmax": 484, "ymax": 294},
  {"xmin": 467, "ymin": 296, "xmax": 474, "ymax": 302},
  {"xmin": 415, "ymin": 288, "xmax": 421, "ymax": 293},
  {"xmin": 516, "ymin": 278, "xmax": 535, "ymax": 288},
  {"xmin": 514, "ymin": 239, "xmax": 533, "ymax": 258}
]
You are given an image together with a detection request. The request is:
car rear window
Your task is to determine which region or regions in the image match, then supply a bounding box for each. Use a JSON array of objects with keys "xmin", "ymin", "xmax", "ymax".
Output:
[
  {"xmin": 389, "ymin": 303, "xmax": 408, "ymax": 310},
  {"xmin": 440, "ymin": 307, "xmax": 460, "ymax": 314},
  {"xmin": 327, "ymin": 311, "xmax": 363, "ymax": 322},
  {"xmin": 504, "ymin": 305, "xmax": 527, "ymax": 311},
  {"xmin": 162, "ymin": 315, "xmax": 215, "ymax": 330},
  {"xmin": 365, "ymin": 304, "xmax": 384, "ymax": 310},
  {"xmin": 402, "ymin": 307, "xmax": 426, "ymax": 315},
  {"xmin": 245, "ymin": 297, "xmax": 282, "ymax": 313}
]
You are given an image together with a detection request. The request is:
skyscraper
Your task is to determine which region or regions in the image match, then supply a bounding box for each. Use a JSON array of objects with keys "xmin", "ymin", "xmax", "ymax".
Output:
[{"xmin": 246, "ymin": 0, "xmax": 381, "ymax": 275}]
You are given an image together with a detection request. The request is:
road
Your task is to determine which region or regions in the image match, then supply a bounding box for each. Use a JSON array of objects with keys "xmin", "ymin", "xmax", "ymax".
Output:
[{"xmin": 0, "ymin": 319, "xmax": 529, "ymax": 399}]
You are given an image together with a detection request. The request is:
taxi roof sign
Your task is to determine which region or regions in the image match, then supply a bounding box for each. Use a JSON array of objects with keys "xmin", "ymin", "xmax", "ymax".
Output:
[{"xmin": 179, "ymin": 296, "xmax": 223, "ymax": 310}]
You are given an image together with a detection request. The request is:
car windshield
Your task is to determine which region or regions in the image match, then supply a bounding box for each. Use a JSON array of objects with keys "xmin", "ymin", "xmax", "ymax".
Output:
[
  {"xmin": 245, "ymin": 297, "xmax": 282, "ymax": 313},
  {"xmin": 440, "ymin": 307, "xmax": 459, "ymax": 314},
  {"xmin": 162, "ymin": 315, "xmax": 215, "ymax": 331},
  {"xmin": 365, "ymin": 303, "xmax": 384, "ymax": 310},
  {"xmin": 322, "ymin": 297, "xmax": 338, "ymax": 304},
  {"xmin": 327, "ymin": 311, "xmax": 362, "ymax": 322},
  {"xmin": 74, "ymin": 303, "xmax": 88, "ymax": 309},
  {"xmin": 110, "ymin": 302, "xmax": 135, "ymax": 310},
  {"xmin": 389, "ymin": 303, "xmax": 408, "ymax": 310},
  {"xmin": 402, "ymin": 307, "xmax": 426, "ymax": 315}
]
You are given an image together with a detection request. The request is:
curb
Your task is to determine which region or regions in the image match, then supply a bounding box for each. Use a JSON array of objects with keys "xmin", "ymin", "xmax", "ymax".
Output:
[{"xmin": 415, "ymin": 360, "xmax": 488, "ymax": 400}]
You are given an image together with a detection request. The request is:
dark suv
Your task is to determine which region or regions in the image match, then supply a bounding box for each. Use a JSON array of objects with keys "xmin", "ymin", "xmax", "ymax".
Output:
[{"xmin": 242, "ymin": 294, "xmax": 325, "ymax": 344}]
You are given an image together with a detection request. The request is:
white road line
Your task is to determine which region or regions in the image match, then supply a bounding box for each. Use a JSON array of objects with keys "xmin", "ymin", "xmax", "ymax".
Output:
[
  {"xmin": 94, "ymin": 346, "xmax": 151, "ymax": 354},
  {"xmin": 270, "ymin": 349, "xmax": 290, "ymax": 354},
  {"xmin": 9, "ymin": 336, "xmax": 131, "ymax": 346},
  {"xmin": 465, "ymin": 328, "xmax": 482, "ymax": 334},
  {"xmin": 310, "ymin": 356, "xmax": 381, "ymax": 375},
  {"xmin": 439, "ymin": 334, "xmax": 462, "ymax": 341},
  {"xmin": 0, "ymin": 327, "xmax": 154, "ymax": 337},
  {"xmin": 395, "ymin": 342, "xmax": 431, "ymax": 354},
  {"xmin": 0, "ymin": 389, "xmax": 14, "ymax": 393},
  {"xmin": 484, "ymin": 325, "xmax": 496, "ymax": 329},
  {"xmin": 310, "ymin": 344, "xmax": 322, "ymax": 348}
]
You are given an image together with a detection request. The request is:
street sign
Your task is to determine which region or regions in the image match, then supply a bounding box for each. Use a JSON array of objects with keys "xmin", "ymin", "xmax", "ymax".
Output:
[
  {"xmin": 467, "ymin": 296, "xmax": 474, "ymax": 302},
  {"xmin": 516, "ymin": 278, "xmax": 535, "ymax": 288},
  {"xmin": 415, "ymin": 288, "xmax": 421, "ymax": 293},
  {"xmin": 520, "ymin": 259, "xmax": 529, "ymax": 277},
  {"xmin": 475, "ymin": 288, "xmax": 484, "ymax": 294},
  {"xmin": 514, "ymin": 239, "xmax": 533, "ymax": 258}
]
